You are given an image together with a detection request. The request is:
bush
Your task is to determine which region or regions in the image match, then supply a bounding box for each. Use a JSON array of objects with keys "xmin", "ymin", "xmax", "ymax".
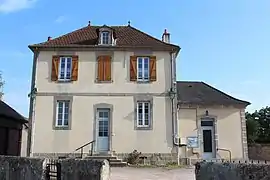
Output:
[{"xmin": 126, "ymin": 150, "xmax": 142, "ymax": 165}]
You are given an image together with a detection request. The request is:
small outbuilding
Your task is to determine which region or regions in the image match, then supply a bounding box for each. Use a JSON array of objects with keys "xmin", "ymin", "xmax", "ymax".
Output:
[{"xmin": 0, "ymin": 100, "xmax": 27, "ymax": 156}]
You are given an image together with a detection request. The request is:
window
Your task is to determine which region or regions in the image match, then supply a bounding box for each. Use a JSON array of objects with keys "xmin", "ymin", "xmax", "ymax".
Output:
[
  {"xmin": 97, "ymin": 55, "xmax": 112, "ymax": 82},
  {"xmin": 56, "ymin": 100, "xmax": 70, "ymax": 127},
  {"xmin": 137, "ymin": 57, "xmax": 149, "ymax": 81},
  {"xmin": 101, "ymin": 31, "xmax": 110, "ymax": 45},
  {"xmin": 59, "ymin": 57, "xmax": 72, "ymax": 81},
  {"xmin": 137, "ymin": 101, "xmax": 150, "ymax": 127}
]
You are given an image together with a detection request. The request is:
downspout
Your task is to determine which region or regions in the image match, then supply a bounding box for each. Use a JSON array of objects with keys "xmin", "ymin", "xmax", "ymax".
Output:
[
  {"xmin": 26, "ymin": 48, "xmax": 39, "ymax": 157},
  {"xmin": 170, "ymin": 51, "xmax": 180, "ymax": 165}
]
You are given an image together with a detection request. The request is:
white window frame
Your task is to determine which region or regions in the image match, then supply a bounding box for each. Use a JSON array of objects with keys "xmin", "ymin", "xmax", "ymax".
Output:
[
  {"xmin": 58, "ymin": 57, "xmax": 72, "ymax": 81},
  {"xmin": 56, "ymin": 100, "xmax": 70, "ymax": 127},
  {"xmin": 136, "ymin": 101, "xmax": 150, "ymax": 127},
  {"xmin": 101, "ymin": 31, "xmax": 110, "ymax": 45},
  {"xmin": 137, "ymin": 57, "xmax": 150, "ymax": 82}
]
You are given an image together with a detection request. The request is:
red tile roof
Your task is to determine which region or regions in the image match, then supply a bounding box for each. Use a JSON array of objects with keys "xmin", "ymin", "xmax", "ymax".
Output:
[{"xmin": 29, "ymin": 25, "xmax": 180, "ymax": 52}]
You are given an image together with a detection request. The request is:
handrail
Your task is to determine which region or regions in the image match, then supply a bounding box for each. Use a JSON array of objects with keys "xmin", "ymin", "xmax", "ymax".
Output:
[
  {"xmin": 73, "ymin": 140, "xmax": 95, "ymax": 158},
  {"xmin": 217, "ymin": 148, "xmax": 232, "ymax": 162}
]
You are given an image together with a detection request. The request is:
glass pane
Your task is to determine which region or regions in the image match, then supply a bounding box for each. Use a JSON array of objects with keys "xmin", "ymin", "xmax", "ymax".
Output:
[
  {"xmin": 104, "ymin": 121, "xmax": 108, "ymax": 126},
  {"xmin": 103, "ymin": 111, "xmax": 109, "ymax": 118},
  {"xmin": 64, "ymin": 113, "xmax": 69, "ymax": 120},
  {"xmin": 99, "ymin": 132, "xmax": 103, "ymax": 136},
  {"xmin": 99, "ymin": 121, "xmax": 104, "ymax": 127},
  {"xmin": 64, "ymin": 120, "xmax": 68, "ymax": 126},
  {"xmin": 57, "ymin": 120, "xmax": 62, "ymax": 126},
  {"xmin": 144, "ymin": 119, "xmax": 149, "ymax": 126},
  {"xmin": 138, "ymin": 119, "xmax": 143, "ymax": 125},
  {"xmin": 203, "ymin": 130, "xmax": 213, "ymax": 152},
  {"xmin": 104, "ymin": 131, "xmax": 108, "ymax": 136},
  {"xmin": 99, "ymin": 112, "xmax": 104, "ymax": 118},
  {"xmin": 138, "ymin": 114, "xmax": 143, "ymax": 120}
]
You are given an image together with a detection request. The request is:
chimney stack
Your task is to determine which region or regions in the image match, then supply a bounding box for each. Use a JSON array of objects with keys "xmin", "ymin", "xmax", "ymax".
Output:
[
  {"xmin": 47, "ymin": 36, "xmax": 52, "ymax": 41},
  {"xmin": 162, "ymin": 29, "xmax": 170, "ymax": 43}
]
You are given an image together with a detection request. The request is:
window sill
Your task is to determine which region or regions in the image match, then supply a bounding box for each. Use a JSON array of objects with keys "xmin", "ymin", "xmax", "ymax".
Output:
[
  {"xmin": 95, "ymin": 79, "xmax": 113, "ymax": 83},
  {"xmin": 56, "ymin": 79, "xmax": 72, "ymax": 83},
  {"xmin": 53, "ymin": 126, "xmax": 70, "ymax": 130},
  {"xmin": 135, "ymin": 126, "xmax": 152, "ymax": 130}
]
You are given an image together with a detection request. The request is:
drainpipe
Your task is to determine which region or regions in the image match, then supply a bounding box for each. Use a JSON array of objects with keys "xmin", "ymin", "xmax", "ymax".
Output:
[
  {"xmin": 26, "ymin": 48, "xmax": 39, "ymax": 157},
  {"xmin": 170, "ymin": 51, "xmax": 180, "ymax": 165}
]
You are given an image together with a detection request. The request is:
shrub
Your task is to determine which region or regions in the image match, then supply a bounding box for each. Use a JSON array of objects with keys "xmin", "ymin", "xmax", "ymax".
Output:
[{"xmin": 126, "ymin": 150, "xmax": 142, "ymax": 165}]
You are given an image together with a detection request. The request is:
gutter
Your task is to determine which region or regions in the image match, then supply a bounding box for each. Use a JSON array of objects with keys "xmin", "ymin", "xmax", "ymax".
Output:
[
  {"xmin": 26, "ymin": 48, "xmax": 39, "ymax": 157},
  {"xmin": 170, "ymin": 49, "xmax": 180, "ymax": 165}
]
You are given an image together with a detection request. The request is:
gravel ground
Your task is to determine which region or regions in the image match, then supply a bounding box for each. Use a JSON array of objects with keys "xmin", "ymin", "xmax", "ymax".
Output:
[{"xmin": 110, "ymin": 167, "xmax": 195, "ymax": 180}]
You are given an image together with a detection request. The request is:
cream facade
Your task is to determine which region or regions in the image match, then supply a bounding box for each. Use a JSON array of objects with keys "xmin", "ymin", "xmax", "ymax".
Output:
[
  {"xmin": 31, "ymin": 50, "xmax": 175, "ymax": 157},
  {"xmin": 178, "ymin": 105, "xmax": 248, "ymax": 160}
]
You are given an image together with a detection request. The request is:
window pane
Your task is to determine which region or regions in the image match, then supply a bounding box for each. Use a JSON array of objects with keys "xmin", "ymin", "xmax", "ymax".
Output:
[
  {"xmin": 57, "ymin": 120, "xmax": 62, "ymax": 126},
  {"xmin": 138, "ymin": 119, "xmax": 143, "ymax": 125},
  {"xmin": 63, "ymin": 120, "xmax": 68, "ymax": 126}
]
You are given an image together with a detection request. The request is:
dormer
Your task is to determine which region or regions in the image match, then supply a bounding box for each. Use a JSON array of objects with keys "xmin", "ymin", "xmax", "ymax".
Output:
[{"xmin": 98, "ymin": 25, "xmax": 116, "ymax": 46}]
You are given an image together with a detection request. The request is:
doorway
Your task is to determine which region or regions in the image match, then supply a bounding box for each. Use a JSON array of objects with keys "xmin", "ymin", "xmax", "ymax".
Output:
[
  {"xmin": 96, "ymin": 109, "xmax": 110, "ymax": 153},
  {"xmin": 201, "ymin": 119, "xmax": 216, "ymax": 159}
]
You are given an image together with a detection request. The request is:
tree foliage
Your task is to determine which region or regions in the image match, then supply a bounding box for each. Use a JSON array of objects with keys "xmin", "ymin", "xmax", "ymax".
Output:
[{"xmin": 246, "ymin": 107, "xmax": 270, "ymax": 143}]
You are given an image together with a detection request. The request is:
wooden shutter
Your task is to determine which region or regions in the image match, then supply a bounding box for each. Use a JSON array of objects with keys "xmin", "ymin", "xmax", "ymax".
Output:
[
  {"xmin": 149, "ymin": 56, "xmax": 157, "ymax": 81},
  {"xmin": 51, "ymin": 56, "xmax": 59, "ymax": 81},
  {"xmin": 71, "ymin": 55, "xmax": 79, "ymax": 81},
  {"xmin": 104, "ymin": 56, "xmax": 111, "ymax": 81},
  {"xmin": 97, "ymin": 56, "xmax": 104, "ymax": 81},
  {"xmin": 130, "ymin": 56, "xmax": 137, "ymax": 81}
]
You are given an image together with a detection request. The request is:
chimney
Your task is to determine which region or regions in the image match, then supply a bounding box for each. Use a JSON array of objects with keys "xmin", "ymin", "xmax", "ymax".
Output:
[
  {"xmin": 162, "ymin": 29, "xmax": 170, "ymax": 43},
  {"xmin": 47, "ymin": 36, "xmax": 52, "ymax": 41},
  {"xmin": 88, "ymin": 21, "xmax": 91, "ymax": 26}
]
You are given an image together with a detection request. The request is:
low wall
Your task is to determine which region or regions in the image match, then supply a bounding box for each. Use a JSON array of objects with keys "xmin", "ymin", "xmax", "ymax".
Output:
[
  {"xmin": 0, "ymin": 156, "xmax": 110, "ymax": 180},
  {"xmin": 248, "ymin": 143, "xmax": 270, "ymax": 160},
  {"xmin": 0, "ymin": 156, "xmax": 44, "ymax": 180},
  {"xmin": 195, "ymin": 161, "xmax": 270, "ymax": 180},
  {"xmin": 59, "ymin": 159, "xmax": 110, "ymax": 180}
]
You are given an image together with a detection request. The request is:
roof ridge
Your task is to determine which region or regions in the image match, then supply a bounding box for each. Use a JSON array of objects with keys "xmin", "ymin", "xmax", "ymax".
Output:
[
  {"xmin": 201, "ymin": 82, "xmax": 250, "ymax": 105},
  {"xmin": 128, "ymin": 25, "xmax": 179, "ymax": 48}
]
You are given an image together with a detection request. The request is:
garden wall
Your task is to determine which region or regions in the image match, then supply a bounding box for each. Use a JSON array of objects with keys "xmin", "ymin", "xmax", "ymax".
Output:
[
  {"xmin": 195, "ymin": 161, "xmax": 270, "ymax": 180},
  {"xmin": 248, "ymin": 143, "xmax": 270, "ymax": 160}
]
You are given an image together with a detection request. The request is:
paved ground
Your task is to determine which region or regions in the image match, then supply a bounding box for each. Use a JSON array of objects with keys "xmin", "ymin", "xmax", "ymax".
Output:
[{"xmin": 111, "ymin": 167, "xmax": 195, "ymax": 180}]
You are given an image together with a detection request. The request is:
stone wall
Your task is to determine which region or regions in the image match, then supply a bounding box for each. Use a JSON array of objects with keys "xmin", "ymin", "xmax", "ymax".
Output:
[
  {"xmin": 195, "ymin": 161, "xmax": 270, "ymax": 180},
  {"xmin": 59, "ymin": 159, "xmax": 110, "ymax": 180},
  {"xmin": 0, "ymin": 156, "xmax": 44, "ymax": 180},
  {"xmin": 248, "ymin": 144, "xmax": 270, "ymax": 160}
]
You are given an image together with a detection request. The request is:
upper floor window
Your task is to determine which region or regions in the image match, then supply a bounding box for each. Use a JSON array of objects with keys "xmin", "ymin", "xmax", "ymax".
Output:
[
  {"xmin": 51, "ymin": 55, "xmax": 79, "ymax": 82},
  {"xmin": 130, "ymin": 56, "xmax": 157, "ymax": 83},
  {"xmin": 101, "ymin": 31, "xmax": 110, "ymax": 45},
  {"xmin": 59, "ymin": 57, "xmax": 72, "ymax": 81},
  {"xmin": 137, "ymin": 57, "xmax": 149, "ymax": 81}
]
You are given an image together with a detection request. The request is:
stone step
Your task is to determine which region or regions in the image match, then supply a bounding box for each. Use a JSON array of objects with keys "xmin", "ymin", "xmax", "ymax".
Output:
[
  {"xmin": 85, "ymin": 156, "xmax": 117, "ymax": 160},
  {"xmin": 84, "ymin": 155, "xmax": 127, "ymax": 167}
]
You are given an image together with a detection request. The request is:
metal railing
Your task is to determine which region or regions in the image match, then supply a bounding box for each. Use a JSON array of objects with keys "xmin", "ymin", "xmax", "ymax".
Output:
[{"xmin": 73, "ymin": 140, "xmax": 95, "ymax": 158}]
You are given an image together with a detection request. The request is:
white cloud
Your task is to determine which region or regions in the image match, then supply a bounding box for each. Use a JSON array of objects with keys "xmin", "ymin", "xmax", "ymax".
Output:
[
  {"xmin": 54, "ymin": 15, "xmax": 66, "ymax": 24},
  {"xmin": 0, "ymin": 0, "xmax": 37, "ymax": 13}
]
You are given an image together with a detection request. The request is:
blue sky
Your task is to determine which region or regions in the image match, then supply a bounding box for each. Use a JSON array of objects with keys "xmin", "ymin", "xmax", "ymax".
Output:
[{"xmin": 0, "ymin": 0, "xmax": 269, "ymax": 116}]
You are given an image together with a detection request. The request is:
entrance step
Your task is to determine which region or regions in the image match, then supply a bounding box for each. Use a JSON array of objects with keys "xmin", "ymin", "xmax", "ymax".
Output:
[{"xmin": 85, "ymin": 155, "xmax": 127, "ymax": 167}]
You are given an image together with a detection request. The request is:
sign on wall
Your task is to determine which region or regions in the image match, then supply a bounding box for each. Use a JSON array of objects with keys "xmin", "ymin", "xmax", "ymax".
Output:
[{"xmin": 186, "ymin": 136, "xmax": 199, "ymax": 148}]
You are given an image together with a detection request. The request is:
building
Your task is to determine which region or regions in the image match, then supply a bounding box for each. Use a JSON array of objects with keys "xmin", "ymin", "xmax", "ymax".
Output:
[
  {"xmin": 0, "ymin": 100, "xmax": 27, "ymax": 156},
  {"xmin": 25, "ymin": 23, "xmax": 249, "ymax": 162}
]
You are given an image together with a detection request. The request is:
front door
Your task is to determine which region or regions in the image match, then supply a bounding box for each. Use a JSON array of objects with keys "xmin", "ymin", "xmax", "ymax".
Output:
[
  {"xmin": 201, "ymin": 119, "xmax": 216, "ymax": 159},
  {"xmin": 96, "ymin": 109, "xmax": 109, "ymax": 152}
]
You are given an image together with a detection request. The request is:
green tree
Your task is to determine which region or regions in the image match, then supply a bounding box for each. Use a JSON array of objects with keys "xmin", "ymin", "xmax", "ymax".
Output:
[{"xmin": 246, "ymin": 107, "xmax": 270, "ymax": 143}]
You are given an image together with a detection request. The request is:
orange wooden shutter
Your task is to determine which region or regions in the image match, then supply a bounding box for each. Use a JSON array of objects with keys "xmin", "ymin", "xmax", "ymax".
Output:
[
  {"xmin": 130, "ymin": 56, "xmax": 137, "ymax": 81},
  {"xmin": 104, "ymin": 56, "xmax": 111, "ymax": 81},
  {"xmin": 97, "ymin": 56, "xmax": 104, "ymax": 81},
  {"xmin": 149, "ymin": 56, "xmax": 157, "ymax": 81},
  {"xmin": 71, "ymin": 55, "xmax": 79, "ymax": 81},
  {"xmin": 51, "ymin": 56, "xmax": 59, "ymax": 81}
]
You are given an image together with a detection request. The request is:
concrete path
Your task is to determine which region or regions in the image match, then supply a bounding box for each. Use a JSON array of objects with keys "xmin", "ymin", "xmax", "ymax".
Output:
[{"xmin": 111, "ymin": 167, "xmax": 195, "ymax": 180}]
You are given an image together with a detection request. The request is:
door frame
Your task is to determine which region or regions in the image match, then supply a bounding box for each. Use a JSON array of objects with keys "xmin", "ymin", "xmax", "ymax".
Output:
[
  {"xmin": 201, "ymin": 124, "xmax": 215, "ymax": 159},
  {"xmin": 93, "ymin": 103, "xmax": 113, "ymax": 154},
  {"xmin": 199, "ymin": 116, "xmax": 218, "ymax": 159}
]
